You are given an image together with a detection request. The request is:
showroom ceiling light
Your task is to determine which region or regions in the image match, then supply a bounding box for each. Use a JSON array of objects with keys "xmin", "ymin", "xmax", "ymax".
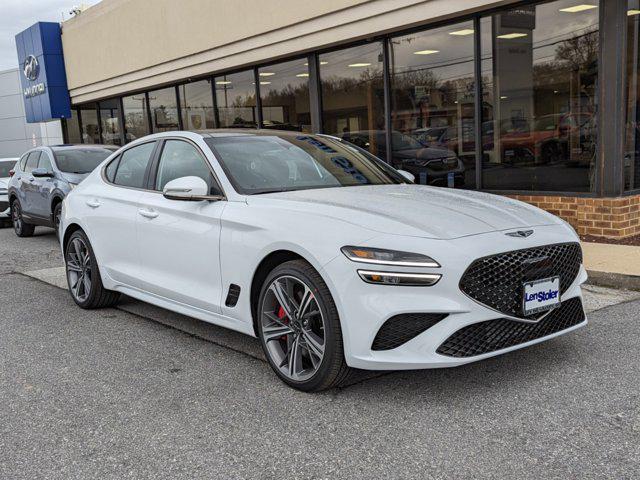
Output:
[
  {"xmin": 296, "ymin": 73, "xmax": 309, "ymax": 77},
  {"xmin": 348, "ymin": 63, "xmax": 372, "ymax": 67},
  {"xmin": 259, "ymin": 72, "xmax": 275, "ymax": 76},
  {"xmin": 496, "ymin": 32, "xmax": 528, "ymax": 39},
  {"xmin": 559, "ymin": 4, "xmax": 597, "ymax": 13},
  {"xmin": 449, "ymin": 29, "xmax": 474, "ymax": 36},
  {"xmin": 216, "ymin": 81, "xmax": 232, "ymax": 85},
  {"xmin": 304, "ymin": 61, "xmax": 328, "ymax": 66},
  {"xmin": 414, "ymin": 49, "xmax": 440, "ymax": 55},
  {"xmin": 629, "ymin": 9, "xmax": 640, "ymax": 15}
]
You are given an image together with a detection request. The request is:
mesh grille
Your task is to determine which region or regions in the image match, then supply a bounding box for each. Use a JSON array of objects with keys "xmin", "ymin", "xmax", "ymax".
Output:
[
  {"xmin": 436, "ymin": 297, "xmax": 585, "ymax": 358},
  {"xmin": 372, "ymin": 313, "xmax": 448, "ymax": 351},
  {"xmin": 459, "ymin": 242, "xmax": 582, "ymax": 319}
]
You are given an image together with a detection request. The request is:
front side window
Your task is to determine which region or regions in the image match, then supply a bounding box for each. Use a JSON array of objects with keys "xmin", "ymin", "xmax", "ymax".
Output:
[
  {"xmin": 113, "ymin": 142, "xmax": 156, "ymax": 188},
  {"xmin": 25, "ymin": 151, "xmax": 41, "ymax": 173},
  {"xmin": 155, "ymin": 140, "xmax": 219, "ymax": 195},
  {"xmin": 205, "ymin": 134, "xmax": 405, "ymax": 195},
  {"xmin": 53, "ymin": 148, "xmax": 114, "ymax": 174},
  {"xmin": 480, "ymin": 1, "xmax": 599, "ymax": 192},
  {"xmin": 38, "ymin": 154, "xmax": 53, "ymax": 172},
  {"xmin": 0, "ymin": 160, "xmax": 17, "ymax": 177}
]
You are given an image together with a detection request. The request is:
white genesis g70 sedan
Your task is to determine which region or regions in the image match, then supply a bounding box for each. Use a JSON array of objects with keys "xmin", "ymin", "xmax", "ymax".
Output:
[{"xmin": 60, "ymin": 130, "xmax": 587, "ymax": 391}]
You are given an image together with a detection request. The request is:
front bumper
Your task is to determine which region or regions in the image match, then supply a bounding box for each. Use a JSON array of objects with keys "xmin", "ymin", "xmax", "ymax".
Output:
[{"xmin": 323, "ymin": 225, "xmax": 587, "ymax": 370}]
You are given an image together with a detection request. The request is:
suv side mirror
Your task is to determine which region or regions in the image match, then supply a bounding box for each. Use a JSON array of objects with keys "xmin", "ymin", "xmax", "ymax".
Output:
[
  {"xmin": 397, "ymin": 169, "xmax": 415, "ymax": 183},
  {"xmin": 32, "ymin": 167, "xmax": 54, "ymax": 178},
  {"xmin": 163, "ymin": 176, "xmax": 219, "ymax": 201}
]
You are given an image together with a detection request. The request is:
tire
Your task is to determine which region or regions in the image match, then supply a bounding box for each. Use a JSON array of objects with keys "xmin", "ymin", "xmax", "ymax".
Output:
[
  {"xmin": 65, "ymin": 229, "xmax": 120, "ymax": 309},
  {"xmin": 257, "ymin": 259, "xmax": 353, "ymax": 392},
  {"xmin": 53, "ymin": 202, "xmax": 62, "ymax": 236},
  {"xmin": 11, "ymin": 200, "xmax": 35, "ymax": 237}
]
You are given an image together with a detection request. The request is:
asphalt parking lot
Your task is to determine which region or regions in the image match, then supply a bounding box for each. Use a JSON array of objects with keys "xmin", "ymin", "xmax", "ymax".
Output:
[{"xmin": 1, "ymin": 227, "xmax": 639, "ymax": 479}]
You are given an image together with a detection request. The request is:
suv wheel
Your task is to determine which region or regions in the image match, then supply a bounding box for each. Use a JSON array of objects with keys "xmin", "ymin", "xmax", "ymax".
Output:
[
  {"xmin": 65, "ymin": 230, "xmax": 120, "ymax": 309},
  {"xmin": 11, "ymin": 200, "xmax": 35, "ymax": 237},
  {"xmin": 257, "ymin": 260, "xmax": 353, "ymax": 392}
]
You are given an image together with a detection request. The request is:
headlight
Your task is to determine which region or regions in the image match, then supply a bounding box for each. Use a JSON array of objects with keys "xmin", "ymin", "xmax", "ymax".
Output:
[
  {"xmin": 358, "ymin": 270, "xmax": 441, "ymax": 286},
  {"xmin": 341, "ymin": 246, "xmax": 440, "ymax": 267}
]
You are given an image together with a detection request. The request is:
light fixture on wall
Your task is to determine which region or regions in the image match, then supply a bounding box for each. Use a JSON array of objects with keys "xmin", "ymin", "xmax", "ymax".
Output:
[
  {"xmin": 559, "ymin": 4, "xmax": 598, "ymax": 13},
  {"xmin": 413, "ymin": 49, "xmax": 440, "ymax": 55},
  {"xmin": 449, "ymin": 29, "xmax": 474, "ymax": 36},
  {"xmin": 496, "ymin": 32, "xmax": 528, "ymax": 39}
]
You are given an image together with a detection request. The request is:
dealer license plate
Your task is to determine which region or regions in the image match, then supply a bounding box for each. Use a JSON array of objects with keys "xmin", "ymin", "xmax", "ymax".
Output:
[{"xmin": 523, "ymin": 277, "xmax": 560, "ymax": 315}]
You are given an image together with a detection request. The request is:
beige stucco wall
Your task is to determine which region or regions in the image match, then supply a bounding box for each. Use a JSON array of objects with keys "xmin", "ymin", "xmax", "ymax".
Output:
[{"xmin": 62, "ymin": 0, "xmax": 515, "ymax": 104}]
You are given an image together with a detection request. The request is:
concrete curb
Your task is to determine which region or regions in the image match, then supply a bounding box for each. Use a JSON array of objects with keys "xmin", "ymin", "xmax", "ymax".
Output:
[{"xmin": 586, "ymin": 270, "xmax": 640, "ymax": 292}]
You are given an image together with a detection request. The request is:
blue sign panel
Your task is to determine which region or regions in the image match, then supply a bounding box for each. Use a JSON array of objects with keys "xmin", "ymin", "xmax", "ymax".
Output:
[{"xmin": 15, "ymin": 22, "xmax": 71, "ymax": 123}]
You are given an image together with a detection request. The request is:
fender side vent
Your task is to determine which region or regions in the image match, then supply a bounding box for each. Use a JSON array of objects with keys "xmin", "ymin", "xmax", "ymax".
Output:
[{"xmin": 225, "ymin": 284, "xmax": 241, "ymax": 307}]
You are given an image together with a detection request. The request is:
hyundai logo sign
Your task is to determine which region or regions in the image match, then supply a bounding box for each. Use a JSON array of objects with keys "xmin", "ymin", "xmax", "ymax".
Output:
[
  {"xmin": 23, "ymin": 55, "xmax": 39, "ymax": 81},
  {"xmin": 22, "ymin": 54, "xmax": 46, "ymax": 98}
]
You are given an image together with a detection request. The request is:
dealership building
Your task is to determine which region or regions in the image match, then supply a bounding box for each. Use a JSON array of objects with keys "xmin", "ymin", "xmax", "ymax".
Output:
[{"xmin": 15, "ymin": 0, "xmax": 640, "ymax": 238}]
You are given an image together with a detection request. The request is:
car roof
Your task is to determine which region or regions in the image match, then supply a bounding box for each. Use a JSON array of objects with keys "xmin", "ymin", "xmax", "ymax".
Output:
[
  {"xmin": 50, "ymin": 144, "xmax": 118, "ymax": 151},
  {"xmin": 195, "ymin": 129, "xmax": 312, "ymax": 139}
]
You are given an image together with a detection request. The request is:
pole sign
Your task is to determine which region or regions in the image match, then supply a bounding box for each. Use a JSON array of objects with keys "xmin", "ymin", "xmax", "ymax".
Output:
[{"xmin": 15, "ymin": 22, "xmax": 71, "ymax": 123}]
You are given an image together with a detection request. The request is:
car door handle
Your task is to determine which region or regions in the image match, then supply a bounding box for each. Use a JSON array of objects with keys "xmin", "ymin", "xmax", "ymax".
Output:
[
  {"xmin": 138, "ymin": 208, "xmax": 159, "ymax": 219},
  {"xmin": 86, "ymin": 199, "xmax": 101, "ymax": 208}
]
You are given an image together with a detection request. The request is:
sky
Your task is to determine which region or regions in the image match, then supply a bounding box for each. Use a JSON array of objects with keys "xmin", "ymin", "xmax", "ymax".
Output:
[{"xmin": 0, "ymin": 0, "xmax": 100, "ymax": 71}]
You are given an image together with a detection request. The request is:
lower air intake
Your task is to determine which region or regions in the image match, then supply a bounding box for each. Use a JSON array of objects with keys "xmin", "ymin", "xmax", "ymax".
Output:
[
  {"xmin": 436, "ymin": 297, "xmax": 585, "ymax": 358},
  {"xmin": 372, "ymin": 313, "xmax": 448, "ymax": 351}
]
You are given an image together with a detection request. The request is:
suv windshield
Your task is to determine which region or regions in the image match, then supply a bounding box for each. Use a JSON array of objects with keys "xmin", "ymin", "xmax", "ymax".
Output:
[
  {"xmin": 53, "ymin": 148, "xmax": 114, "ymax": 174},
  {"xmin": 0, "ymin": 160, "xmax": 17, "ymax": 177},
  {"xmin": 205, "ymin": 134, "xmax": 406, "ymax": 195}
]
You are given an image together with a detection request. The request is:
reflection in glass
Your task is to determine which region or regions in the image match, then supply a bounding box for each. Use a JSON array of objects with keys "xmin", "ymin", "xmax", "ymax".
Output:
[
  {"xmin": 481, "ymin": 1, "xmax": 599, "ymax": 192},
  {"xmin": 148, "ymin": 86, "xmax": 179, "ymax": 133},
  {"xmin": 79, "ymin": 104, "xmax": 100, "ymax": 144},
  {"xmin": 626, "ymin": 0, "xmax": 640, "ymax": 190},
  {"xmin": 215, "ymin": 70, "xmax": 257, "ymax": 128},
  {"xmin": 259, "ymin": 59, "xmax": 311, "ymax": 132},
  {"xmin": 179, "ymin": 79, "xmax": 215, "ymax": 130},
  {"xmin": 122, "ymin": 94, "xmax": 149, "ymax": 142},
  {"xmin": 99, "ymin": 98, "xmax": 122, "ymax": 146},
  {"xmin": 65, "ymin": 109, "xmax": 82, "ymax": 144},
  {"xmin": 390, "ymin": 21, "xmax": 475, "ymax": 188},
  {"xmin": 319, "ymin": 43, "xmax": 386, "ymax": 159}
]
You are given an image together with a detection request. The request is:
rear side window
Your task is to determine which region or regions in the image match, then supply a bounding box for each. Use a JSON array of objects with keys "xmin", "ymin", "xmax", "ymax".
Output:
[
  {"xmin": 24, "ymin": 151, "xmax": 41, "ymax": 173},
  {"xmin": 19, "ymin": 154, "xmax": 28, "ymax": 171},
  {"xmin": 113, "ymin": 142, "xmax": 155, "ymax": 189},
  {"xmin": 105, "ymin": 155, "xmax": 120, "ymax": 183}
]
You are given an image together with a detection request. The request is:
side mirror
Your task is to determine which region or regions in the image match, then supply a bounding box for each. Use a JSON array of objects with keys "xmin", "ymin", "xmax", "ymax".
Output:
[
  {"xmin": 163, "ymin": 176, "xmax": 214, "ymax": 201},
  {"xmin": 397, "ymin": 169, "xmax": 415, "ymax": 183},
  {"xmin": 32, "ymin": 167, "xmax": 54, "ymax": 178}
]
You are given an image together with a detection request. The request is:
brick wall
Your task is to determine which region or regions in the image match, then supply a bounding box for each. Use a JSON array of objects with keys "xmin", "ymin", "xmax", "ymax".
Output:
[{"xmin": 509, "ymin": 194, "xmax": 640, "ymax": 239}]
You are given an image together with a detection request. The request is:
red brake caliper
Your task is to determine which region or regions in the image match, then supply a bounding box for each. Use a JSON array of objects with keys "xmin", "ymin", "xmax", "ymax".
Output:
[{"xmin": 277, "ymin": 306, "xmax": 288, "ymax": 341}]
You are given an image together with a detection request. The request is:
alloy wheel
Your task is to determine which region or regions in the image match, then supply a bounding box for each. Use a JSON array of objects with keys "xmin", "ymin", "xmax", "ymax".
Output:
[
  {"xmin": 66, "ymin": 237, "xmax": 92, "ymax": 302},
  {"xmin": 260, "ymin": 275, "xmax": 326, "ymax": 382},
  {"xmin": 12, "ymin": 202, "xmax": 22, "ymax": 234}
]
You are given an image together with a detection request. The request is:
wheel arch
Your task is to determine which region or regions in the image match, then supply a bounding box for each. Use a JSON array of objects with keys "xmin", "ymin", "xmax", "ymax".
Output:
[
  {"xmin": 62, "ymin": 223, "xmax": 84, "ymax": 255},
  {"xmin": 50, "ymin": 194, "xmax": 64, "ymax": 213}
]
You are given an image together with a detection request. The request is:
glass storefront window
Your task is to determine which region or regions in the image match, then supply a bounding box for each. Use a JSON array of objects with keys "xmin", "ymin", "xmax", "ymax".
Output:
[
  {"xmin": 148, "ymin": 86, "xmax": 179, "ymax": 132},
  {"xmin": 390, "ymin": 21, "xmax": 476, "ymax": 188},
  {"xmin": 480, "ymin": 1, "xmax": 599, "ymax": 192},
  {"xmin": 319, "ymin": 43, "xmax": 386, "ymax": 159},
  {"xmin": 259, "ymin": 59, "xmax": 311, "ymax": 132},
  {"xmin": 626, "ymin": 0, "xmax": 640, "ymax": 191},
  {"xmin": 65, "ymin": 109, "xmax": 82, "ymax": 144},
  {"xmin": 122, "ymin": 93, "xmax": 149, "ymax": 142},
  {"xmin": 215, "ymin": 70, "xmax": 257, "ymax": 128},
  {"xmin": 99, "ymin": 98, "xmax": 122, "ymax": 146},
  {"xmin": 79, "ymin": 104, "xmax": 100, "ymax": 144},
  {"xmin": 179, "ymin": 79, "xmax": 215, "ymax": 130}
]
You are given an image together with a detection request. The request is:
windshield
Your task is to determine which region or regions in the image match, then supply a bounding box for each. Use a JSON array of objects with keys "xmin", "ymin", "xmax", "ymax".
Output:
[
  {"xmin": 205, "ymin": 134, "xmax": 407, "ymax": 194},
  {"xmin": 0, "ymin": 160, "xmax": 17, "ymax": 178},
  {"xmin": 53, "ymin": 148, "xmax": 113, "ymax": 174}
]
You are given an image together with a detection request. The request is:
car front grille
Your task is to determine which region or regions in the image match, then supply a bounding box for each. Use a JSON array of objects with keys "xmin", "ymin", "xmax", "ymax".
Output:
[
  {"xmin": 436, "ymin": 297, "xmax": 585, "ymax": 358},
  {"xmin": 372, "ymin": 313, "xmax": 448, "ymax": 351},
  {"xmin": 459, "ymin": 242, "xmax": 582, "ymax": 319}
]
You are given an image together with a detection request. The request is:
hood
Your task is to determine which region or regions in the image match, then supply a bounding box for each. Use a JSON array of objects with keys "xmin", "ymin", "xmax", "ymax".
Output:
[
  {"xmin": 59, "ymin": 172, "xmax": 90, "ymax": 184},
  {"xmin": 250, "ymin": 184, "xmax": 560, "ymax": 239}
]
